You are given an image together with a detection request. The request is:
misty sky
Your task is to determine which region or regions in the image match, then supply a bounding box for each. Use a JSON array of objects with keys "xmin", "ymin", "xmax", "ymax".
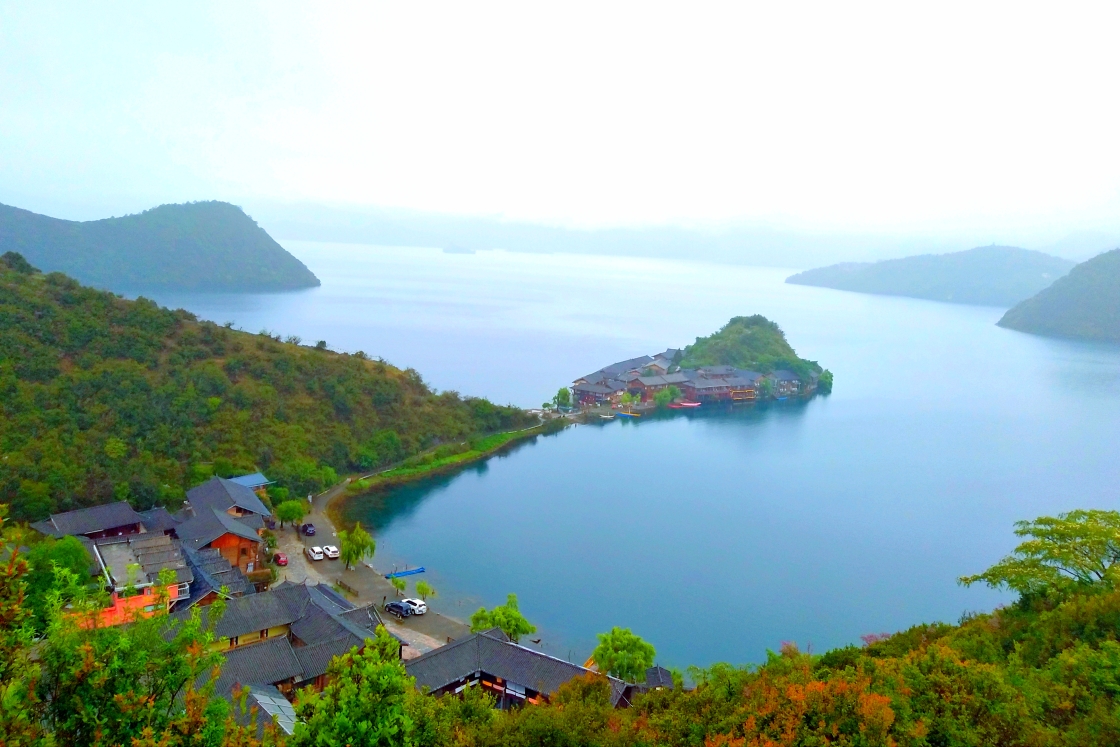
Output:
[{"xmin": 2, "ymin": 2, "xmax": 1120, "ymax": 243}]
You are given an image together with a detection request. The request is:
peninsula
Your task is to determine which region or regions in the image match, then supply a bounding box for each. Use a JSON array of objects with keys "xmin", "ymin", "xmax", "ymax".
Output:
[
  {"xmin": 571, "ymin": 315, "xmax": 832, "ymax": 408},
  {"xmin": 998, "ymin": 247, "xmax": 1120, "ymax": 341},
  {"xmin": 0, "ymin": 200, "xmax": 320, "ymax": 292},
  {"xmin": 786, "ymin": 245, "xmax": 1073, "ymax": 307}
]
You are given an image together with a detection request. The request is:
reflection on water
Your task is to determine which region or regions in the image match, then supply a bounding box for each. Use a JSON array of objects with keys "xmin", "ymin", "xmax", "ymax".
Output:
[{"xmin": 142, "ymin": 241, "xmax": 1120, "ymax": 668}]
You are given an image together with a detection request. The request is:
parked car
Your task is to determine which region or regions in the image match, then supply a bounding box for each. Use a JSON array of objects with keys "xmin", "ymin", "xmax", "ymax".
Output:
[
  {"xmin": 402, "ymin": 598, "xmax": 428, "ymax": 615},
  {"xmin": 272, "ymin": 552, "xmax": 288, "ymax": 566},
  {"xmin": 322, "ymin": 545, "xmax": 340, "ymax": 559},
  {"xmin": 384, "ymin": 600, "xmax": 412, "ymax": 619},
  {"xmin": 300, "ymin": 523, "xmax": 316, "ymax": 536},
  {"xmin": 305, "ymin": 546, "xmax": 324, "ymax": 561}
]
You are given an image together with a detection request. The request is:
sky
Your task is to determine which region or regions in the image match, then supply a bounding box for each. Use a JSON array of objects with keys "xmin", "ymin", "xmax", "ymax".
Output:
[{"xmin": 2, "ymin": 2, "xmax": 1120, "ymax": 248}]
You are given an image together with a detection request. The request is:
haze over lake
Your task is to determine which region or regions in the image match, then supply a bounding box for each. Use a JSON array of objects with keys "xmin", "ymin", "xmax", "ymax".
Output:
[{"xmin": 145, "ymin": 241, "xmax": 1120, "ymax": 668}]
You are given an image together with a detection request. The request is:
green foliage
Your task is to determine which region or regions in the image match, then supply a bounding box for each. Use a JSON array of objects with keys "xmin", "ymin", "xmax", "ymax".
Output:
[
  {"xmin": 339, "ymin": 522, "xmax": 376, "ymax": 570},
  {"xmin": 679, "ymin": 315, "xmax": 823, "ymax": 379},
  {"xmin": 653, "ymin": 389, "xmax": 673, "ymax": 408},
  {"xmin": 0, "ymin": 251, "xmax": 38, "ymax": 274},
  {"xmin": 470, "ymin": 593, "xmax": 536, "ymax": 643},
  {"xmin": 275, "ymin": 500, "xmax": 307, "ymax": 529},
  {"xmin": 553, "ymin": 388, "xmax": 571, "ymax": 408},
  {"xmin": 291, "ymin": 626, "xmax": 412, "ymax": 747},
  {"xmin": 391, "ymin": 577, "xmax": 406, "ymax": 596},
  {"xmin": 0, "ymin": 200, "xmax": 320, "ymax": 292},
  {"xmin": 591, "ymin": 627, "xmax": 656, "ymax": 682},
  {"xmin": 960, "ymin": 509, "xmax": 1120, "ymax": 595},
  {"xmin": 818, "ymin": 368, "xmax": 834, "ymax": 393},
  {"xmin": 24, "ymin": 536, "xmax": 92, "ymax": 631},
  {"xmin": 0, "ymin": 265, "xmax": 536, "ymax": 520},
  {"xmin": 415, "ymin": 581, "xmax": 436, "ymax": 601}
]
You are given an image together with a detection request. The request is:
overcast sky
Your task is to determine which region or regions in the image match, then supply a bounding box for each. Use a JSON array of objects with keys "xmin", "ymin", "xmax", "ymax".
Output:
[{"xmin": 2, "ymin": 2, "xmax": 1119, "ymax": 243}]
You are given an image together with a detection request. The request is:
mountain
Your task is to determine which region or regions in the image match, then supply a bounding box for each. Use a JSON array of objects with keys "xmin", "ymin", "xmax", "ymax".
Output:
[
  {"xmin": 679, "ymin": 315, "xmax": 826, "ymax": 381},
  {"xmin": 785, "ymin": 246, "xmax": 1074, "ymax": 307},
  {"xmin": 998, "ymin": 248, "xmax": 1120, "ymax": 341},
  {"xmin": 0, "ymin": 201, "xmax": 319, "ymax": 292},
  {"xmin": 0, "ymin": 252, "xmax": 534, "ymax": 521}
]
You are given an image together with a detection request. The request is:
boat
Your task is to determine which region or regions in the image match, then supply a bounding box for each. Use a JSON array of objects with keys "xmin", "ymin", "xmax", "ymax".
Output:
[
  {"xmin": 599, "ymin": 414, "xmax": 616, "ymax": 420},
  {"xmin": 385, "ymin": 567, "xmax": 426, "ymax": 579},
  {"xmin": 616, "ymin": 411, "xmax": 640, "ymax": 418}
]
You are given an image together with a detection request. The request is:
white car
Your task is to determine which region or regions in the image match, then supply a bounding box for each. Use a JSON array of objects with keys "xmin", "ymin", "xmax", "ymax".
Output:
[
  {"xmin": 306, "ymin": 546, "xmax": 325, "ymax": 561},
  {"xmin": 402, "ymin": 598, "xmax": 428, "ymax": 615},
  {"xmin": 322, "ymin": 545, "xmax": 340, "ymax": 559}
]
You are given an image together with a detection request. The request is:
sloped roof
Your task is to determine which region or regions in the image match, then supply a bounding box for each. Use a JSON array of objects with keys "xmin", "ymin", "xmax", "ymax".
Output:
[
  {"xmin": 33, "ymin": 501, "xmax": 143, "ymax": 538},
  {"xmin": 175, "ymin": 507, "xmax": 261, "ymax": 550},
  {"xmin": 771, "ymin": 369, "xmax": 801, "ymax": 382},
  {"xmin": 293, "ymin": 636, "xmax": 360, "ymax": 683},
  {"xmin": 175, "ymin": 546, "xmax": 256, "ymax": 610},
  {"xmin": 238, "ymin": 685, "xmax": 298, "ymax": 736},
  {"xmin": 187, "ymin": 477, "xmax": 270, "ymax": 518},
  {"xmin": 215, "ymin": 637, "xmax": 303, "ymax": 694},
  {"xmin": 645, "ymin": 666, "xmax": 675, "ymax": 689},
  {"xmin": 93, "ymin": 534, "xmax": 194, "ymax": 587},
  {"xmin": 138, "ymin": 507, "xmax": 180, "ymax": 534},
  {"xmin": 228, "ymin": 472, "xmax": 273, "ymax": 489},
  {"xmin": 406, "ymin": 629, "xmax": 626, "ymax": 703}
]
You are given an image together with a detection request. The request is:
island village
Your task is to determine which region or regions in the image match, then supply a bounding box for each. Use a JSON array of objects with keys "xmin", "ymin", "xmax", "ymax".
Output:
[{"xmin": 570, "ymin": 348, "xmax": 820, "ymax": 412}]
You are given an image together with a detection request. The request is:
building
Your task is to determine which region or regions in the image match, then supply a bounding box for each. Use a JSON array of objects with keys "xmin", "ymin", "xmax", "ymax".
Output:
[
  {"xmin": 227, "ymin": 472, "xmax": 274, "ymax": 495},
  {"xmin": 405, "ymin": 628, "xmax": 629, "ymax": 709},
  {"xmin": 32, "ymin": 501, "xmax": 145, "ymax": 540},
  {"xmin": 769, "ymin": 370, "xmax": 802, "ymax": 396},
  {"xmin": 174, "ymin": 545, "xmax": 256, "ymax": 611},
  {"xmin": 174, "ymin": 507, "xmax": 264, "ymax": 573},
  {"xmin": 174, "ymin": 581, "xmax": 397, "ymax": 700},
  {"xmin": 88, "ymin": 533, "xmax": 193, "ymax": 625},
  {"xmin": 186, "ymin": 477, "xmax": 272, "ymax": 527}
]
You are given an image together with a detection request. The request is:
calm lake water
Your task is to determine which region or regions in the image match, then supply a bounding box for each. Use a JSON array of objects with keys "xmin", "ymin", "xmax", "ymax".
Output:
[{"xmin": 145, "ymin": 241, "xmax": 1120, "ymax": 668}]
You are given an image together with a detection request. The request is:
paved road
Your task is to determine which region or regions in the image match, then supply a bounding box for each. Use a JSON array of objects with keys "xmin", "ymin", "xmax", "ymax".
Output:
[{"xmin": 273, "ymin": 481, "xmax": 470, "ymax": 655}]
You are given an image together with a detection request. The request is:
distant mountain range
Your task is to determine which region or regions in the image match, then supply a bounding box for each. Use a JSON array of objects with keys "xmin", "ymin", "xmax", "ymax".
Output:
[
  {"xmin": 998, "ymin": 248, "xmax": 1120, "ymax": 342},
  {"xmin": 785, "ymin": 246, "xmax": 1074, "ymax": 307},
  {"xmin": 0, "ymin": 201, "xmax": 319, "ymax": 292}
]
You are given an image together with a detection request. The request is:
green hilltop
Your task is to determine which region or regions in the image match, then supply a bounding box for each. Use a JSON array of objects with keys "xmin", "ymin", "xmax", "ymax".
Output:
[
  {"xmin": 998, "ymin": 248, "xmax": 1120, "ymax": 342},
  {"xmin": 679, "ymin": 314, "xmax": 824, "ymax": 380},
  {"xmin": 0, "ymin": 200, "xmax": 319, "ymax": 292},
  {"xmin": 786, "ymin": 245, "xmax": 1074, "ymax": 307},
  {"xmin": 0, "ymin": 253, "xmax": 534, "ymax": 521}
]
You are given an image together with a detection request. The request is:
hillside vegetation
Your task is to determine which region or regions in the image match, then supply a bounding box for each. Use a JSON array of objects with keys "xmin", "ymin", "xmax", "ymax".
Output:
[
  {"xmin": 679, "ymin": 315, "xmax": 824, "ymax": 380},
  {"xmin": 787, "ymin": 245, "xmax": 1074, "ymax": 307},
  {"xmin": 0, "ymin": 253, "xmax": 534, "ymax": 521},
  {"xmin": 0, "ymin": 200, "xmax": 319, "ymax": 292},
  {"xmin": 999, "ymin": 248, "xmax": 1120, "ymax": 341}
]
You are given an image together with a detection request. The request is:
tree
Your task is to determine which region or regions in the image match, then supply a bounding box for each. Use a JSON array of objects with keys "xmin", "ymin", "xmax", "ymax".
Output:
[
  {"xmin": 339, "ymin": 522, "xmax": 376, "ymax": 570},
  {"xmin": 818, "ymin": 369, "xmax": 834, "ymax": 394},
  {"xmin": 275, "ymin": 499, "xmax": 306, "ymax": 529},
  {"xmin": 960, "ymin": 510, "xmax": 1120, "ymax": 595},
  {"xmin": 24, "ymin": 536, "xmax": 93, "ymax": 631},
  {"xmin": 470, "ymin": 593, "xmax": 536, "ymax": 643},
  {"xmin": 415, "ymin": 580, "xmax": 436, "ymax": 601},
  {"xmin": 590, "ymin": 627, "xmax": 656, "ymax": 682},
  {"xmin": 390, "ymin": 577, "xmax": 406, "ymax": 596},
  {"xmin": 653, "ymin": 389, "xmax": 673, "ymax": 408},
  {"xmin": 291, "ymin": 626, "xmax": 413, "ymax": 747},
  {"xmin": 104, "ymin": 437, "xmax": 127, "ymax": 460},
  {"xmin": 553, "ymin": 388, "xmax": 571, "ymax": 409}
]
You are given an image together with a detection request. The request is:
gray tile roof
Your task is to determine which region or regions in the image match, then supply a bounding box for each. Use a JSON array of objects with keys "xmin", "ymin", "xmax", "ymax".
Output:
[
  {"xmin": 175, "ymin": 507, "xmax": 261, "ymax": 550},
  {"xmin": 175, "ymin": 546, "xmax": 256, "ymax": 611},
  {"xmin": 33, "ymin": 501, "xmax": 143, "ymax": 537},
  {"xmin": 771, "ymin": 369, "xmax": 801, "ymax": 382},
  {"xmin": 214, "ymin": 637, "xmax": 303, "ymax": 694},
  {"xmin": 187, "ymin": 477, "xmax": 271, "ymax": 518},
  {"xmin": 406, "ymin": 629, "xmax": 626, "ymax": 703},
  {"xmin": 138, "ymin": 507, "xmax": 180, "ymax": 534},
  {"xmin": 293, "ymin": 636, "xmax": 359, "ymax": 683},
  {"xmin": 646, "ymin": 666, "xmax": 675, "ymax": 689},
  {"xmin": 92, "ymin": 534, "xmax": 194, "ymax": 587},
  {"xmin": 238, "ymin": 685, "xmax": 298, "ymax": 736}
]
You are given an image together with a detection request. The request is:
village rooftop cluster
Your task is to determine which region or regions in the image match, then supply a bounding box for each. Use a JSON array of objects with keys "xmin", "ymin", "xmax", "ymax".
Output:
[{"xmin": 572, "ymin": 349, "xmax": 819, "ymax": 407}]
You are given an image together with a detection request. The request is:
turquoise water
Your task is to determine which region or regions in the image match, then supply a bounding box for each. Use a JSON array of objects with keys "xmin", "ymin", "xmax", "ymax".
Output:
[{"xmin": 147, "ymin": 242, "xmax": 1120, "ymax": 668}]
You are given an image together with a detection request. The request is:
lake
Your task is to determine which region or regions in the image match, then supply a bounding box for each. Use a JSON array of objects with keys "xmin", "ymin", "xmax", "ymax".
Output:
[{"xmin": 145, "ymin": 241, "xmax": 1120, "ymax": 669}]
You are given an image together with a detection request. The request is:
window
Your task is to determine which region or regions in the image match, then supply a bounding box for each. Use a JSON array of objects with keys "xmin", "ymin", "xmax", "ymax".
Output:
[
  {"xmin": 260, "ymin": 629, "xmax": 269, "ymax": 640},
  {"xmin": 230, "ymin": 636, "xmax": 239, "ymax": 648}
]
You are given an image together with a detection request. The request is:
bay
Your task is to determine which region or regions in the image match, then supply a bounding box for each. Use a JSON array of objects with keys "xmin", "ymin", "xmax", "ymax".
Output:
[{"xmin": 144, "ymin": 241, "xmax": 1120, "ymax": 668}]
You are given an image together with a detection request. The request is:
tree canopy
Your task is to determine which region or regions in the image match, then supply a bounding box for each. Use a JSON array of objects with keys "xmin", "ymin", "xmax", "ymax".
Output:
[
  {"xmin": 469, "ymin": 593, "xmax": 536, "ymax": 643},
  {"xmin": 0, "ymin": 262, "xmax": 536, "ymax": 520},
  {"xmin": 591, "ymin": 627, "xmax": 656, "ymax": 683},
  {"xmin": 275, "ymin": 500, "xmax": 307, "ymax": 529},
  {"xmin": 338, "ymin": 522, "xmax": 376, "ymax": 570},
  {"xmin": 678, "ymin": 315, "xmax": 824, "ymax": 379},
  {"xmin": 960, "ymin": 509, "xmax": 1120, "ymax": 595}
]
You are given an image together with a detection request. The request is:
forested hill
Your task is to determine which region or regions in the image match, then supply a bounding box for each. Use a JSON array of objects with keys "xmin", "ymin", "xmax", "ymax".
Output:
[
  {"xmin": 998, "ymin": 248, "xmax": 1120, "ymax": 341},
  {"xmin": 679, "ymin": 315, "xmax": 824, "ymax": 379},
  {"xmin": 786, "ymin": 245, "xmax": 1074, "ymax": 307},
  {"xmin": 0, "ymin": 252, "xmax": 535, "ymax": 521},
  {"xmin": 0, "ymin": 201, "xmax": 319, "ymax": 292}
]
